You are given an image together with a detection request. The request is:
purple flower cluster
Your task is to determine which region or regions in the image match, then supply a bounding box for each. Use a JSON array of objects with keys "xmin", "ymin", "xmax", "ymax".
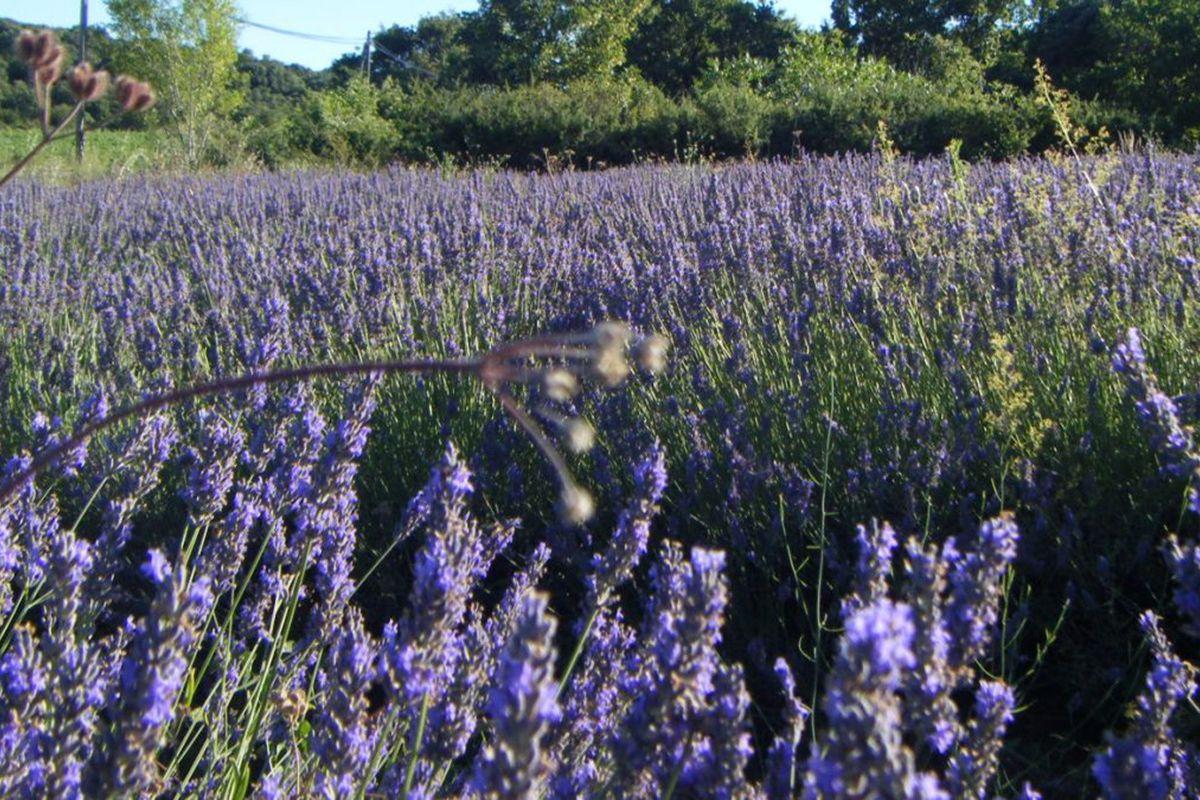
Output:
[
  {"xmin": 1093, "ymin": 611, "xmax": 1198, "ymax": 799},
  {"xmin": 1, "ymin": 154, "xmax": 1199, "ymax": 795},
  {"xmin": 807, "ymin": 514, "xmax": 1023, "ymax": 799},
  {"xmin": 1111, "ymin": 329, "xmax": 1200, "ymax": 492},
  {"xmin": 1112, "ymin": 328, "xmax": 1200, "ymax": 636}
]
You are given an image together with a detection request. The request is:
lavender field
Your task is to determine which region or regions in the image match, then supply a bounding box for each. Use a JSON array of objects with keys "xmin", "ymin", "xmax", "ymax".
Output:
[{"xmin": 1, "ymin": 153, "xmax": 1198, "ymax": 797}]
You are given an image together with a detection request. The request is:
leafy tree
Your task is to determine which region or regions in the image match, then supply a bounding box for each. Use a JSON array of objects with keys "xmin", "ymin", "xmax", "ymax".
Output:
[
  {"xmin": 459, "ymin": 0, "xmax": 652, "ymax": 84},
  {"xmin": 627, "ymin": 0, "xmax": 797, "ymax": 95},
  {"xmin": 459, "ymin": 0, "xmax": 565, "ymax": 84},
  {"xmin": 106, "ymin": 0, "xmax": 242, "ymax": 164},
  {"xmin": 557, "ymin": 0, "xmax": 653, "ymax": 80},
  {"xmin": 831, "ymin": 0, "xmax": 1019, "ymax": 63},
  {"xmin": 237, "ymin": 50, "xmax": 326, "ymax": 110},
  {"xmin": 329, "ymin": 14, "xmax": 471, "ymax": 87},
  {"xmin": 1029, "ymin": 0, "xmax": 1200, "ymax": 142},
  {"xmin": 1093, "ymin": 0, "xmax": 1199, "ymax": 140}
]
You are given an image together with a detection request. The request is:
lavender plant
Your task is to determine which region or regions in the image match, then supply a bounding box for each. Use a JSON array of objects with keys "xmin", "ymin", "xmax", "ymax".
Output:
[{"xmin": 2, "ymin": 110, "xmax": 1200, "ymax": 794}]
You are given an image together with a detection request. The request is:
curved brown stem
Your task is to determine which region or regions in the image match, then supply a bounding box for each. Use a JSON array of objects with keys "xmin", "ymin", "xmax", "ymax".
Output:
[{"xmin": 0, "ymin": 356, "xmax": 479, "ymax": 508}]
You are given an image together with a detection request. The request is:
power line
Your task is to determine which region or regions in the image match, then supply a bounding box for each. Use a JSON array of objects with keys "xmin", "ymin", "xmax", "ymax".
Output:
[
  {"xmin": 233, "ymin": 16, "xmax": 361, "ymax": 46},
  {"xmin": 233, "ymin": 15, "xmax": 436, "ymax": 77},
  {"xmin": 371, "ymin": 39, "xmax": 436, "ymax": 77}
]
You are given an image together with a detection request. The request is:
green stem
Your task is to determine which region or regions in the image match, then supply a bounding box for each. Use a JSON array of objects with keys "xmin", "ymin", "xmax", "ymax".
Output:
[
  {"xmin": 402, "ymin": 693, "xmax": 432, "ymax": 798},
  {"xmin": 809, "ymin": 372, "xmax": 835, "ymax": 744},
  {"xmin": 557, "ymin": 603, "xmax": 601, "ymax": 697}
]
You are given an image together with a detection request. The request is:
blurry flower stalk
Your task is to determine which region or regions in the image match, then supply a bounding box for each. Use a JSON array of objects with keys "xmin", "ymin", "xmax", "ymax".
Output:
[
  {"xmin": 2, "ymin": 29, "xmax": 155, "ymax": 189},
  {"xmin": 482, "ymin": 322, "xmax": 669, "ymax": 525},
  {"xmin": 0, "ymin": 322, "xmax": 668, "ymax": 528}
]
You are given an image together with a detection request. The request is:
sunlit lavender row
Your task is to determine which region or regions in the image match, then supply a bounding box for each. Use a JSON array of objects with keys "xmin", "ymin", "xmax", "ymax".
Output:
[{"xmin": 1, "ymin": 153, "xmax": 1198, "ymax": 796}]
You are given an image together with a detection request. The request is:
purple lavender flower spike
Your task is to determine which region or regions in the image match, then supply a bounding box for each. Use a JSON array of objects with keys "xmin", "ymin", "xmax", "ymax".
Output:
[
  {"xmin": 947, "ymin": 680, "xmax": 1016, "ymax": 799},
  {"xmin": 471, "ymin": 591, "xmax": 560, "ymax": 799},
  {"xmin": 99, "ymin": 549, "xmax": 214, "ymax": 795},
  {"xmin": 944, "ymin": 514, "xmax": 1020, "ymax": 665},
  {"xmin": 1111, "ymin": 328, "xmax": 1200, "ymax": 483},
  {"xmin": 1164, "ymin": 535, "xmax": 1200, "ymax": 637},
  {"xmin": 311, "ymin": 609, "xmax": 379, "ymax": 799},
  {"xmin": 90, "ymin": 412, "xmax": 179, "ymax": 590},
  {"xmin": 843, "ymin": 519, "xmax": 899, "ymax": 618},
  {"xmin": 805, "ymin": 598, "xmax": 942, "ymax": 800},
  {"xmin": 610, "ymin": 545, "xmax": 748, "ymax": 798},
  {"xmin": 306, "ymin": 377, "xmax": 379, "ymax": 639},
  {"xmin": 182, "ymin": 409, "xmax": 245, "ymax": 527},
  {"xmin": 1093, "ymin": 611, "xmax": 1198, "ymax": 800},
  {"xmin": 586, "ymin": 441, "xmax": 667, "ymax": 609},
  {"xmin": 550, "ymin": 606, "xmax": 638, "ymax": 799},
  {"xmin": 764, "ymin": 657, "xmax": 809, "ymax": 800}
]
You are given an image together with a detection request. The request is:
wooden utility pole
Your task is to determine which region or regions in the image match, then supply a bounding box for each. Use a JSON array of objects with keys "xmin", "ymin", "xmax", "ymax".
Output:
[
  {"xmin": 361, "ymin": 31, "xmax": 372, "ymax": 80},
  {"xmin": 75, "ymin": 0, "xmax": 87, "ymax": 162}
]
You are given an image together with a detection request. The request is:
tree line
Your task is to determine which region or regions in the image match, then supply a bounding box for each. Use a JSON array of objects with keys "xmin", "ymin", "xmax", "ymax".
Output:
[{"xmin": 2, "ymin": 0, "xmax": 1197, "ymax": 169}]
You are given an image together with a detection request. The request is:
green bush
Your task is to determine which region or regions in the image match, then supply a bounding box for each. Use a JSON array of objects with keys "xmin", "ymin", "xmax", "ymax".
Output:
[
  {"xmin": 379, "ymin": 76, "xmax": 687, "ymax": 169},
  {"xmin": 767, "ymin": 32, "xmax": 1040, "ymax": 159},
  {"xmin": 289, "ymin": 78, "xmax": 399, "ymax": 168},
  {"xmin": 220, "ymin": 30, "xmax": 1127, "ymax": 169},
  {"xmin": 689, "ymin": 80, "xmax": 777, "ymax": 157}
]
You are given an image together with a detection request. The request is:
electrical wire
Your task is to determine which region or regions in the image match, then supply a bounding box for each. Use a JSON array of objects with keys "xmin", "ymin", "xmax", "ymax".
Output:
[
  {"xmin": 233, "ymin": 16, "xmax": 362, "ymax": 46},
  {"xmin": 233, "ymin": 15, "xmax": 436, "ymax": 76},
  {"xmin": 371, "ymin": 39, "xmax": 436, "ymax": 77}
]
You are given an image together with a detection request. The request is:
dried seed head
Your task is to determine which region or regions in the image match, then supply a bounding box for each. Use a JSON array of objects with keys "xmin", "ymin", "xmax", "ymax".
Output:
[
  {"xmin": 589, "ymin": 321, "xmax": 633, "ymax": 350},
  {"xmin": 633, "ymin": 334, "xmax": 670, "ymax": 375},
  {"xmin": 542, "ymin": 368, "xmax": 580, "ymax": 402},
  {"xmin": 591, "ymin": 347, "xmax": 631, "ymax": 388},
  {"xmin": 585, "ymin": 321, "xmax": 634, "ymax": 388},
  {"xmin": 557, "ymin": 484, "xmax": 595, "ymax": 526},
  {"xmin": 14, "ymin": 30, "xmax": 37, "ymax": 63},
  {"xmin": 35, "ymin": 50, "xmax": 64, "ymax": 86},
  {"xmin": 15, "ymin": 29, "xmax": 62, "ymax": 70},
  {"xmin": 115, "ymin": 75, "xmax": 155, "ymax": 113},
  {"xmin": 67, "ymin": 62, "xmax": 109, "ymax": 102},
  {"xmin": 561, "ymin": 418, "xmax": 596, "ymax": 454},
  {"xmin": 271, "ymin": 687, "xmax": 309, "ymax": 727}
]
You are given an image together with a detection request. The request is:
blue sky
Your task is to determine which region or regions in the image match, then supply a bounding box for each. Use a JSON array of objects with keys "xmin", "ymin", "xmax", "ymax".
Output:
[{"xmin": 3, "ymin": 0, "xmax": 831, "ymax": 69}]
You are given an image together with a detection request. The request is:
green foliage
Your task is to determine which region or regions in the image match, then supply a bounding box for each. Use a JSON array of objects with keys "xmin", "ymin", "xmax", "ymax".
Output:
[
  {"xmin": 106, "ymin": 0, "xmax": 242, "ymax": 165},
  {"xmin": 627, "ymin": 0, "xmax": 798, "ymax": 95},
  {"xmin": 1096, "ymin": 0, "xmax": 1200, "ymax": 142},
  {"xmin": 832, "ymin": 0, "xmax": 1020, "ymax": 62},
  {"xmin": 1029, "ymin": 0, "xmax": 1200, "ymax": 144},
  {"xmin": 456, "ymin": 0, "xmax": 653, "ymax": 84},
  {"xmin": 378, "ymin": 75, "xmax": 685, "ymax": 168},
  {"xmin": 7, "ymin": 0, "xmax": 1197, "ymax": 167},
  {"xmin": 287, "ymin": 78, "xmax": 398, "ymax": 168},
  {"xmin": 769, "ymin": 31, "xmax": 1039, "ymax": 158},
  {"xmin": 689, "ymin": 80, "xmax": 776, "ymax": 157},
  {"xmin": 0, "ymin": 128, "xmax": 176, "ymax": 181},
  {"xmin": 338, "ymin": 15, "xmax": 472, "ymax": 88}
]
